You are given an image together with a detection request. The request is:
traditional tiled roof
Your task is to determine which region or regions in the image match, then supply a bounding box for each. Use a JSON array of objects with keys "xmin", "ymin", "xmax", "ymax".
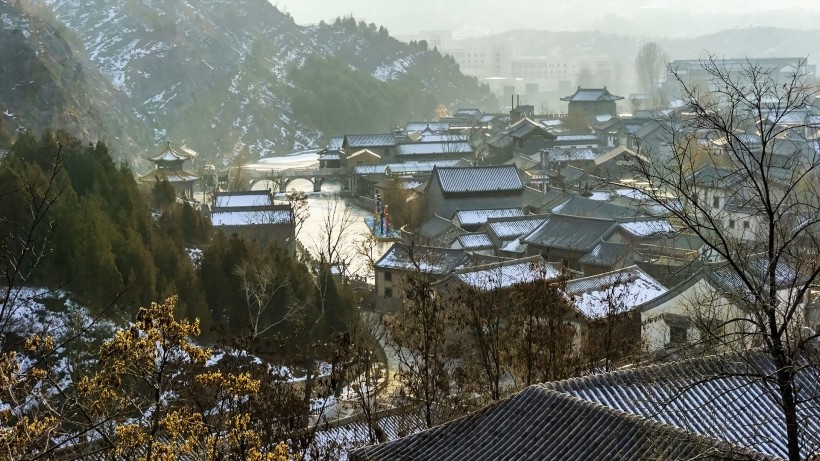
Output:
[
  {"xmin": 138, "ymin": 168, "xmax": 199, "ymax": 183},
  {"xmin": 450, "ymin": 257, "xmax": 562, "ymax": 290},
  {"xmin": 454, "ymin": 108, "xmax": 483, "ymax": 120},
  {"xmin": 578, "ymin": 241, "xmax": 633, "ymax": 267},
  {"xmin": 544, "ymin": 352, "xmax": 820, "ymax": 459},
  {"xmin": 351, "ymin": 384, "xmax": 772, "ymax": 461},
  {"xmin": 544, "ymin": 146, "xmax": 608, "ymax": 162},
  {"xmin": 522, "ymin": 214, "xmax": 618, "ymax": 252},
  {"xmin": 485, "ymin": 215, "xmax": 549, "ymax": 240},
  {"xmin": 432, "ymin": 165, "xmax": 524, "ymax": 194},
  {"xmin": 454, "ymin": 208, "xmax": 524, "ymax": 228},
  {"xmin": 415, "ymin": 133, "xmax": 469, "ymax": 143},
  {"xmin": 455, "ymin": 233, "xmax": 494, "ymax": 250},
  {"xmin": 328, "ymin": 136, "xmax": 344, "ymax": 151},
  {"xmin": 618, "ymin": 218, "xmax": 675, "ymax": 238},
  {"xmin": 210, "ymin": 208, "xmax": 293, "ymax": 226},
  {"xmin": 374, "ymin": 243, "xmax": 466, "ymax": 275},
  {"xmin": 565, "ymin": 265, "xmax": 667, "ymax": 318},
  {"xmin": 508, "ymin": 120, "xmax": 555, "ymax": 140},
  {"xmin": 354, "ymin": 160, "xmax": 465, "ymax": 176},
  {"xmin": 344, "ymin": 133, "xmax": 396, "ymax": 148},
  {"xmin": 561, "ymin": 86, "xmax": 624, "ymax": 102},
  {"xmin": 554, "ymin": 134, "xmax": 600, "ymax": 143},
  {"xmin": 213, "ymin": 191, "xmax": 272, "ymax": 208},
  {"xmin": 396, "ymin": 142, "xmax": 473, "ymax": 156},
  {"xmin": 551, "ymin": 195, "xmax": 642, "ymax": 220},
  {"xmin": 147, "ymin": 141, "xmax": 195, "ymax": 162},
  {"xmin": 405, "ymin": 121, "xmax": 451, "ymax": 133}
]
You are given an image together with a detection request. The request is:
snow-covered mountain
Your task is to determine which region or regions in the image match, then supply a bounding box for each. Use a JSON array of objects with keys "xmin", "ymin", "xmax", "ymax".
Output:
[{"xmin": 10, "ymin": 0, "xmax": 493, "ymax": 169}]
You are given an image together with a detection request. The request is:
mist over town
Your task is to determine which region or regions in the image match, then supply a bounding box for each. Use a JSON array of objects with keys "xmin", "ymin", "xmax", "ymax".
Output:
[{"xmin": 1, "ymin": 1, "xmax": 819, "ymax": 459}]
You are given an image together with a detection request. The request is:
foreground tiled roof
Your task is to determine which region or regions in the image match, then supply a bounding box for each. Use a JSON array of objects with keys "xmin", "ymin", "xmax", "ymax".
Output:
[
  {"xmin": 544, "ymin": 352, "xmax": 820, "ymax": 459},
  {"xmin": 350, "ymin": 385, "xmax": 772, "ymax": 461},
  {"xmin": 433, "ymin": 165, "xmax": 524, "ymax": 194}
]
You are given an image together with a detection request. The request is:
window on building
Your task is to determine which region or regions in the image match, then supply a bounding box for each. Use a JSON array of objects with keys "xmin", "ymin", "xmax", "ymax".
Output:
[
  {"xmin": 713, "ymin": 196, "xmax": 720, "ymax": 208},
  {"xmin": 384, "ymin": 271, "xmax": 392, "ymax": 282},
  {"xmin": 384, "ymin": 287, "xmax": 393, "ymax": 298},
  {"xmin": 728, "ymin": 219, "xmax": 735, "ymax": 229},
  {"xmin": 670, "ymin": 326, "xmax": 688, "ymax": 344},
  {"xmin": 744, "ymin": 221, "xmax": 750, "ymax": 229}
]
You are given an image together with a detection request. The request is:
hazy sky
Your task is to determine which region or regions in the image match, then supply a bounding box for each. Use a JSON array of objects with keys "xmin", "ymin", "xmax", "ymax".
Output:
[{"xmin": 270, "ymin": 0, "xmax": 820, "ymax": 38}]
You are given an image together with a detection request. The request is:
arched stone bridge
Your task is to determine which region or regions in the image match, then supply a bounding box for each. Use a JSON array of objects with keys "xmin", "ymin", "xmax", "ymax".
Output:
[{"xmin": 243, "ymin": 165, "xmax": 350, "ymax": 192}]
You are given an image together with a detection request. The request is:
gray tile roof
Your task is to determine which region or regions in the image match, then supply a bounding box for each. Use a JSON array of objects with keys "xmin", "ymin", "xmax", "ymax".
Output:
[
  {"xmin": 565, "ymin": 265, "xmax": 667, "ymax": 318},
  {"xmin": 405, "ymin": 121, "xmax": 451, "ymax": 133},
  {"xmin": 374, "ymin": 243, "xmax": 466, "ymax": 275},
  {"xmin": 523, "ymin": 214, "xmax": 618, "ymax": 252},
  {"xmin": 344, "ymin": 133, "xmax": 396, "ymax": 148},
  {"xmin": 328, "ymin": 136, "xmax": 344, "ymax": 151},
  {"xmin": 544, "ymin": 146, "xmax": 608, "ymax": 162},
  {"xmin": 561, "ymin": 87, "xmax": 624, "ymax": 102},
  {"xmin": 544, "ymin": 352, "xmax": 820, "ymax": 459},
  {"xmin": 578, "ymin": 241, "xmax": 633, "ymax": 267},
  {"xmin": 551, "ymin": 195, "xmax": 642, "ymax": 220},
  {"xmin": 454, "ymin": 208, "xmax": 525, "ymax": 228},
  {"xmin": 456, "ymin": 233, "xmax": 494, "ymax": 250},
  {"xmin": 485, "ymin": 215, "xmax": 549, "ymax": 240},
  {"xmin": 396, "ymin": 142, "xmax": 473, "ymax": 156},
  {"xmin": 350, "ymin": 384, "xmax": 772, "ymax": 461},
  {"xmin": 433, "ymin": 165, "xmax": 524, "ymax": 194}
]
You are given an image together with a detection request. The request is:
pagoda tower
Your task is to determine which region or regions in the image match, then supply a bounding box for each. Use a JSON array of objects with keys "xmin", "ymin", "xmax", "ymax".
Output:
[{"xmin": 139, "ymin": 141, "xmax": 200, "ymax": 198}]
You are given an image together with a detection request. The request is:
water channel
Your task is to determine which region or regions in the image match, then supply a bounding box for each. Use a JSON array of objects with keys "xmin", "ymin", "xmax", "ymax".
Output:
[{"xmin": 250, "ymin": 177, "xmax": 391, "ymax": 283}]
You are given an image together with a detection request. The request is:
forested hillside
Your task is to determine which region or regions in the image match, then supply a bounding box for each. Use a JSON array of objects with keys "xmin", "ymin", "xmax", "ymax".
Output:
[{"xmin": 4, "ymin": 0, "xmax": 494, "ymax": 170}]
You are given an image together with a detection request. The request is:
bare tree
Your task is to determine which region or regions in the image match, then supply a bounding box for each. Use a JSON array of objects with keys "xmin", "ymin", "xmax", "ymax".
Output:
[
  {"xmin": 384, "ymin": 245, "xmax": 455, "ymax": 428},
  {"xmin": 632, "ymin": 55, "xmax": 820, "ymax": 461},
  {"xmin": 634, "ymin": 42, "xmax": 668, "ymax": 108},
  {"xmin": 286, "ymin": 188, "xmax": 310, "ymax": 240},
  {"xmin": 451, "ymin": 267, "xmax": 516, "ymax": 402},
  {"xmin": 234, "ymin": 259, "xmax": 305, "ymax": 339},
  {"xmin": 508, "ymin": 264, "xmax": 578, "ymax": 386}
]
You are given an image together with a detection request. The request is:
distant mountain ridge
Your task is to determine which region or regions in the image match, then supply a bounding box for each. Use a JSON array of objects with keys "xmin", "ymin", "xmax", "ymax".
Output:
[
  {"xmin": 8, "ymin": 0, "xmax": 493, "ymax": 170},
  {"xmin": 3, "ymin": 0, "xmax": 817, "ymax": 170}
]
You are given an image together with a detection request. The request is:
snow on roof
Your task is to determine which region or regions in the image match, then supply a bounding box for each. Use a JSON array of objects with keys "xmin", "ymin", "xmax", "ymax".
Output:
[
  {"xmin": 455, "ymin": 208, "xmax": 524, "ymax": 227},
  {"xmin": 435, "ymin": 165, "xmax": 524, "ymax": 194},
  {"xmin": 501, "ymin": 239, "xmax": 527, "ymax": 254},
  {"xmin": 618, "ymin": 219, "xmax": 674, "ymax": 237},
  {"xmin": 354, "ymin": 160, "xmax": 463, "ymax": 176},
  {"xmin": 565, "ymin": 266, "xmax": 667, "ymax": 319},
  {"xmin": 345, "ymin": 133, "xmax": 396, "ymax": 147},
  {"xmin": 375, "ymin": 244, "xmax": 466, "ymax": 274},
  {"xmin": 213, "ymin": 192, "xmax": 272, "ymax": 208},
  {"xmin": 456, "ymin": 233, "xmax": 494, "ymax": 250},
  {"xmin": 588, "ymin": 191, "xmax": 612, "ymax": 201},
  {"xmin": 210, "ymin": 209, "xmax": 293, "ymax": 226},
  {"xmin": 396, "ymin": 142, "xmax": 473, "ymax": 156},
  {"xmin": 455, "ymin": 259, "xmax": 561, "ymax": 290},
  {"xmin": 487, "ymin": 216, "xmax": 548, "ymax": 239}
]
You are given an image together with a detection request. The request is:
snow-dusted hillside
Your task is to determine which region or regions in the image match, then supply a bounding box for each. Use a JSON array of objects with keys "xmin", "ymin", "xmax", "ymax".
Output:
[{"xmin": 21, "ymin": 0, "xmax": 492, "ymax": 168}]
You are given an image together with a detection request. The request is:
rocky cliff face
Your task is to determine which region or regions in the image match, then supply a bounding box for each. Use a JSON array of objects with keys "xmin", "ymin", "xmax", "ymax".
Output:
[
  {"xmin": 0, "ymin": 1, "xmax": 140, "ymax": 148},
  {"xmin": 12, "ymin": 0, "xmax": 492, "ymax": 169}
]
